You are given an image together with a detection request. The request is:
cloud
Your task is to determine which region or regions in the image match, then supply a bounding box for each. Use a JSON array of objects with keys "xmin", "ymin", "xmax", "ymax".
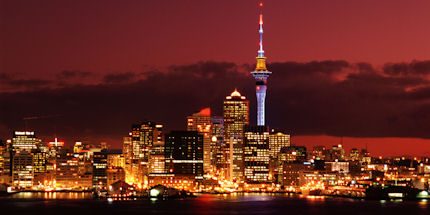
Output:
[
  {"xmin": 57, "ymin": 70, "xmax": 92, "ymax": 80},
  {"xmin": 0, "ymin": 77, "xmax": 53, "ymax": 92},
  {"xmin": 383, "ymin": 60, "xmax": 430, "ymax": 76},
  {"xmin": 2, "ymin": 60, "xmax": 430, "ymax": 147},
  {"xmin": 103, "ymin": 72, "xmax": 137, "ymax": 84}
]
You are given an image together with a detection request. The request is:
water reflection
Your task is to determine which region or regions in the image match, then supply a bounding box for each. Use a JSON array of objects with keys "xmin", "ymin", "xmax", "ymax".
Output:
[
  {"xmin": 1, "ymin": 193, "xmax": 429, "ymax": 215},
  {"xmin": 419, "ymin": 199, "xmax": 428, "ymax": 209},
  {"xmin": 11, "ymin": 192, "xmax": 93, "ymax": 200}
]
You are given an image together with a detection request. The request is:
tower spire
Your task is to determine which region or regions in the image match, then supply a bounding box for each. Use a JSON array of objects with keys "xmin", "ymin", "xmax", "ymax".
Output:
[
  {"xmin": 258, "ymin": 3, "xmax": 264, "ymax": 58},
  {"xmin": 251, "ymin": 2, "xmax": 271, "ymax": 126},
  {"xmin": 255, "ymin": 2, "xmax": 267, "ymax": 72}
]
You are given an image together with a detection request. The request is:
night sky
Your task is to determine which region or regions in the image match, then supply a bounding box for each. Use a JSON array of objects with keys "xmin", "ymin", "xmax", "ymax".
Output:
[{"xmin": 3, "ymin": 0, "xmax": 430, "ymax": 156}]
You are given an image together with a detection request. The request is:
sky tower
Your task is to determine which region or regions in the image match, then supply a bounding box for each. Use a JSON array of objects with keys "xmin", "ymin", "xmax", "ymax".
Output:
[{"xmin": 251, "ymin": 2, "xmax": 271, "ymax": 126}]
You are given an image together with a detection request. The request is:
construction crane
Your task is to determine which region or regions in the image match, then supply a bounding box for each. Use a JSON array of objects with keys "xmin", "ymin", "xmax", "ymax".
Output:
[{"xmin": 23, "ymin": 114, "xmax": 62, "ymax": 130}]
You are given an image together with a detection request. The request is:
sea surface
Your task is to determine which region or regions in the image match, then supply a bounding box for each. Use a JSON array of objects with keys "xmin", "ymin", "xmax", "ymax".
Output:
[{"xmin": 1, "ymin": 192, "xmax": 429, "ymax": 215}]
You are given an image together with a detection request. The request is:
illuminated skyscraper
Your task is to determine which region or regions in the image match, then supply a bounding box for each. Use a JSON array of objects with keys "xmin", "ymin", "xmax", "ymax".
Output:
[
  {"xmin": 11, "ymin": 131, "xmax": 38, "ymax": 188},
  {"xmin": 93, "ymin": 149, "xmax": 108, "ymax": 189},
  {"xmin": 131, "ymin": 122, "xmax": 163, "ymax": 162},
  {"xmin": 223, "ymin": 90, "xmax": 249, "ymax": 180},
  {"xmin": 268, "ymin": 129, "xmax": 291, "ymax": 158},
  {"xmin": 187, "ymin": 108, "xmax": 212, "ymax": 172},
  {"xmin": 251, "ymin": 3, "xmax": 271, "ymax": 126},
  {"xmin": 12, "ymin": 131, "xmax": 37, "ymax": 153},
  {"xmin": 55, "ymin": 150, "xmax": 79, "ymax": 188},
  {"xmin": 223, "ymin": 90, "xmax": 249, "ymax": 141},
  {"xmin": 31, "ymin": 149, "xmax": 47, "ymax": 186},
  {"xmin": 226, "ymin": 135, "xmax": 245, "ymax": 181},
  {"xmin": 243, "ymin": 125, "xmax": 270, "ymax": 183},
  {"xmin": 149, "ymin": 140, "xmax": 165, "ymax": 174},
  {"xmin": 122, "ymin": 137, "xmax": 132, "ymax": 166},
  {"xmin": 210, "ymin": 116, "xmax": 224, "ymax": 170},
  {"xmin": 12, "ymin": 152, "xmax": 34, "ymax": 188},
  {"xmin": 127, "ymin": 122, "xmax": 163, "ymax": 185},
  {"xmin": 164, "ymin": 131, "xmax": 203, "ymax": 180}
]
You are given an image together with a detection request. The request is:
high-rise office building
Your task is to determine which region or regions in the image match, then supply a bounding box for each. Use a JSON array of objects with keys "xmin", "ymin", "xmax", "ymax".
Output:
[
  {"xmin": 164, "ymin": 131, "xmax": 203, "ymax": 180},
  {"xmin": 10, "ymin": 131, "xmax": 39, "ymax": 188},
  {"xmin": 130, "ymin": 122, "xmax": 163, "ymax": 162},
  {"xmin": 268, "ymin": 129, "xmax": 291, "ymax": 159},
  {"xmin": 122, "ymin": 137, "xmax": 132, "ymax": 165},
  {"xmin": 0, "ymin": 140, "xmax": 6, "ymax": 175},
  {"xmin": 32, "ymin": 149, "xmax": 47, "ymax": 186},
  {"xmin": 127, "ymin": 122, "xmax": 163, "ymax": 185},
  {"xmin": 223, "ymin": 90, "xmax": 249, "ymax": 140},
  {"xmin": 149, "ymin": 140, "xmax": 165, "ymax": 174},
  {"xmin": 223, "ymin": 90, "xmax": 249, "ymax": 180},
  {"xmin": 210, "ymin": 116, "xmax": 224, "ymax": 171},
  {"xmin": 187, "ymin": 108, "xmax": 212, "ymax": 172},
  {"xmin": 107, "ymin": 153, "xmax": 125, "ymax": 169},
  {"xmin": 243, "ymin": 126, "xmax": 270, "ymax": 183},
  {"xmin": 226, "ymin": 135, "xmax": 245, "ymax": 181},
  {"xmin": 93, "ymin": 149, "xmax": 108, "ymax": 189},
  {"xmin": 12, "ymin": 152, "xmax": 34, "ymax": 188},
  {"xmin": 251, "ymin": 4, "xmax": 271, "ymax": 126},
  {"xmin": 12, "ymin": 131, "xmax": 37, "ymax": 153},
  {"xmin": 0, "ymin": 140, "xmax": 10, "ymax": 184},
  {"xmin": 55, "ymin": 150, "xmax": 79, "ymax": 188}
]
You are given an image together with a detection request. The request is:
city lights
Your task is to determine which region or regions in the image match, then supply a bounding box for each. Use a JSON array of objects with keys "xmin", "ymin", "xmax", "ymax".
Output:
[{"xmin": 0, "ymin": 2, "xmax": 430, "ymax": 209}]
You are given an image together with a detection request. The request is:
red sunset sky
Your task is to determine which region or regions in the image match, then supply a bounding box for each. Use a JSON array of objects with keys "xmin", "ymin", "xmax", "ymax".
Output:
[{"xmin": 2, "ymin": 0, "xmax": 430, "ymax": 156}]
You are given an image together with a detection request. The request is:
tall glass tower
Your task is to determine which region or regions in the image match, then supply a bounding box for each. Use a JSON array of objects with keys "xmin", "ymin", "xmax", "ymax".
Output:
[{"xmin": 251, "ymin": 3, "xmax": 271, "ymax": 126}]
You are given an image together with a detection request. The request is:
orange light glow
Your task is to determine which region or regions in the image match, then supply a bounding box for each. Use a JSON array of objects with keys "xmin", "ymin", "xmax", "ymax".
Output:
[{"xmin": 199, "ymin": 107, "xmax": 211, "ymax": 116}]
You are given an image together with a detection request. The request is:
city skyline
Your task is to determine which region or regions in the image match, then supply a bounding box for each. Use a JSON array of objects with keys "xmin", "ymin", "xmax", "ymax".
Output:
[
  {"xmin": 4, "ymin": 1, "xmax": 430, "ymax": 157},
  {"xmin": 3, "ymin": 2, "xmax": 430, "ymax": 211}
]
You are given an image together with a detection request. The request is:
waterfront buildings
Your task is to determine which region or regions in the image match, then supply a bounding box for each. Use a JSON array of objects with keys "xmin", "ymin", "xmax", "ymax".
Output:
[
  {"xmin": 164, "ymin": 131, "xmax": 204, "ymax": 180},
  {"xmin": 12, "ymin": 152, "xmax": 33, "ymax": 188},
  {"xmin": 210, "ymin": 116, "xmax": 224, "ymax": 171},
  {"xmin": 93, "ymin": 149, "xmax": 108, "ymax": 189},
  {"xmin": 107, "ymin": 153, "xmax": 125, "ymax": 169},
  {"xmin": 223, "ymin": 90, "xmax": 249, "ymax": 180},
  {"xmin": 32, "ymin": 149, "xmax": 47, "ymax": 186},
  {"xmin": 12, "ymin": 131, "xmax": 37, "ymax": 153},
  {"xmin": 325, "ymin": 160, "xmax": 350, "ymax": 174},
  {"xmin": 282, "ymin": 162, "xmax": 313, "ymax": 186},
  {"xmin": 243, "ymin": 126, "xmax": 270, "ymax": 183},
  {"xmin": 187, "ymin": 108, "xmax": 212, "ymax": 172},
  {"xmin": 107, "ymin": 167, "xmax": 125, "ymax": 186},
  {"xmin": 125, "ymin": 122, "xmax": 163, "ymax": 186},
  {"xmin": 268, "ymin": 129, "xmax": 290, "ymax": 159},
  {"xmin": 148, "ymin": 139, "xmax": 165, "ymax": 174},
  {"xmin": 226, "ymin": 135, "xmax": 245, "ymax": 181},
  {"xmin": 279, "ymin": 146, "xmax": 307, "ymax": 163}
]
